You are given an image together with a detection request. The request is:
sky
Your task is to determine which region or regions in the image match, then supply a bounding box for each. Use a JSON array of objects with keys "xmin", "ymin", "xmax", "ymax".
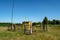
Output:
[{"xmin": 0, "ymin": 0, "xmax": 60, "ymax": 23}]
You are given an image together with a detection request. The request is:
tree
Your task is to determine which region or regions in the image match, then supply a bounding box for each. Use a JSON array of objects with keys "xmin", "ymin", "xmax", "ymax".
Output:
[
  {"xmin": 52, "ymin": 19, "xmax": 56, "ymax": 25},
  {"xmin": 32, "ymin": 22, "xmax": 37, "ymax": 26},
  {"xmin": 42, "ymin": 17, "xmax": 48, "ymax": 31},
  {"xmin": 56, "ymin": 20, "xmax": 60, "ymax": 24}
]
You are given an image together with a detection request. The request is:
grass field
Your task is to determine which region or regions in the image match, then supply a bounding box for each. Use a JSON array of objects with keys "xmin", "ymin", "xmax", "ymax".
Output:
[{"xmin": 0, "ymin": 25, "xmax": 60, "ymax": 40}]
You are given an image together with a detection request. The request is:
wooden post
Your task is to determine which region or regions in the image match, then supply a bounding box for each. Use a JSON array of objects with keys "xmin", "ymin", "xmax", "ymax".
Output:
[
  {"xmin": 13, "ymin": 24, "xmax": 16, "ymax": 31},
  {"xmin": 43, "ymin": 24, "xmax": 45, "ymax": 31},
  {"xmin": 46, "ymin": 24, "xmax": 48, "ymax": 31}
]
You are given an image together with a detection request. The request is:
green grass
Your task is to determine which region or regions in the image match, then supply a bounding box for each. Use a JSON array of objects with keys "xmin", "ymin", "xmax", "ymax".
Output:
[{"xmin": 0, "ymin": 25, "xmax": 60, "ymax": 40}]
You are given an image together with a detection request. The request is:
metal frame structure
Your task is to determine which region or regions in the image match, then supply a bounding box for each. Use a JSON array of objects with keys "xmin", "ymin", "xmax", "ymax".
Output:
[{"xmin": 22, "ymin": 21, "xmax": 32, "ymax": 34}]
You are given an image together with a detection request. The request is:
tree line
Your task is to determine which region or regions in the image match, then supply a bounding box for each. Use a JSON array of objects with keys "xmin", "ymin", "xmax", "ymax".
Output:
[
  {"xmin": 48, "ymin": 19, "xmax": 60, "ymax": 25},
  {"xmin": 32, "ymin": 17, "xmax": 60, "ymax": 26},
  {"xmin": 0, "ymin": 17, "xmax": 60, "ymax": 26}
]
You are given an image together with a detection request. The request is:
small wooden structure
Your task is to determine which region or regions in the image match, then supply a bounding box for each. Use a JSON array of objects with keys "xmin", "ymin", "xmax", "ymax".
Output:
[{"xmin": 22, "ymin": 21, "xmax": 32, "ymax": 34}]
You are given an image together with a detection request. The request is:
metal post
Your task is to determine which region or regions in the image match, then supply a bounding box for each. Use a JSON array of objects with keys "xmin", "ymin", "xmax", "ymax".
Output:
[
  {"xmin": 11, "ymin": 0, "xmax": 14, "ymax": 31},
  {"xmin": 30, "ymin": 23, "xmax": 32, "ymax": 34}
]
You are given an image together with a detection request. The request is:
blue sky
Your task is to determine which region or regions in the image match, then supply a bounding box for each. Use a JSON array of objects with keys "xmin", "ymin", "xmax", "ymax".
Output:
[{"xmin": 0, "ymin": 0, "xmax": 60, "ymax": 23}]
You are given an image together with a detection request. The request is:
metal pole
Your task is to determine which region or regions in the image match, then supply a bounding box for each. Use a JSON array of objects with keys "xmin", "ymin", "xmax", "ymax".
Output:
[{"xmin": 11, "ymin": 0, "xmax": 14, "ymax": 30}]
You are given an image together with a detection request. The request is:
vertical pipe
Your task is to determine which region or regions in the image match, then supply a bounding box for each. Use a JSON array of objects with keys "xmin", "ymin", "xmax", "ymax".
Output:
[
  {"xmin": 30, "ymin": 22, "xmax": 32, "ymax": 34},
  {"xmin": 11, "ymin": 0, "xmax": 14, "ymax": 30}
]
